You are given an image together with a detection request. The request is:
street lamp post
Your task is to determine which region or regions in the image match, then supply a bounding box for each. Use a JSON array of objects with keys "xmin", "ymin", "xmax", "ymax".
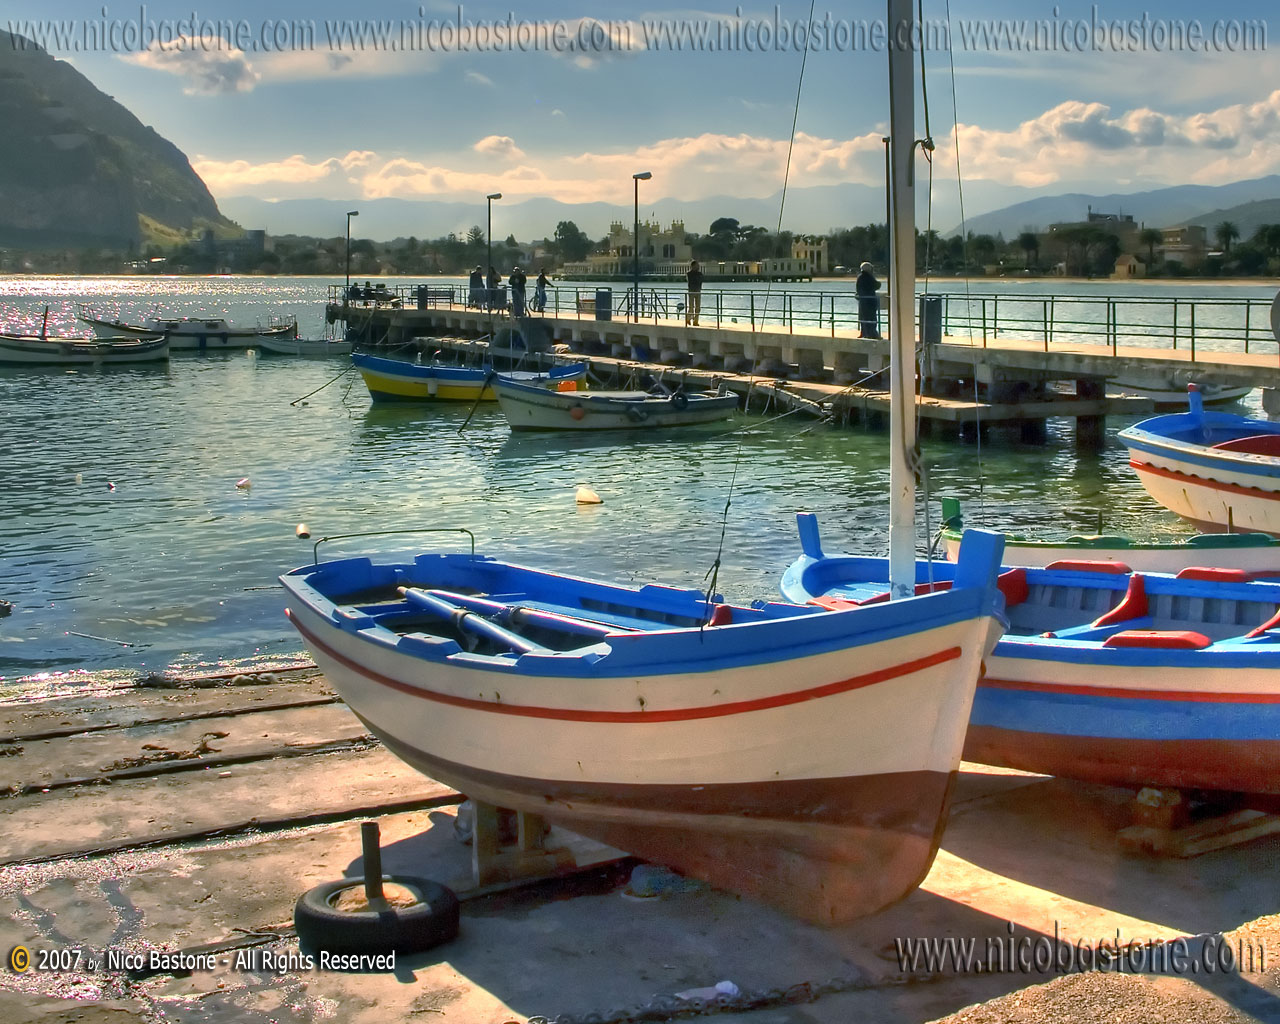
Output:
[
  {"xmin": 345, "ymin": 209, "xmax": 359, "ymax": 301},
  {"xmin": 632, "ymin": 172, "xmax": 651, "ymax": 323},
  {"xmin": 486, "ymin": 192, "xmax": 502, "ymax": 308}
]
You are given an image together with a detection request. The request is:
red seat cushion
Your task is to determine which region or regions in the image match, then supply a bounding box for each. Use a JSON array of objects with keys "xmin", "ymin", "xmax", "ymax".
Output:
[{"xmin": 1102, "ymin": 630, "xmax": 1211, "ymax": 650}]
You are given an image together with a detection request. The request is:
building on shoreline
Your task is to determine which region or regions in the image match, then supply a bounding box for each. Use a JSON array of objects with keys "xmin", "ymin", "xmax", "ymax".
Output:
[{"xmin": 560, "ymin": 220, "xmax": 812, "ymax": 282}]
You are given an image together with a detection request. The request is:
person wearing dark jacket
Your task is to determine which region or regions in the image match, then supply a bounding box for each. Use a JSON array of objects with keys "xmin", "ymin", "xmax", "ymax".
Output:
[
  {"xmin": 509, "ymin": 266, "xmax": 527, "ymax": 317},
  {"xmin": 685, "ymin": 260, "xmax": 703, "ymax": 325},
  {"xmin": 855, "ymin": 261, "xmax": 881, "ymax": 339}
]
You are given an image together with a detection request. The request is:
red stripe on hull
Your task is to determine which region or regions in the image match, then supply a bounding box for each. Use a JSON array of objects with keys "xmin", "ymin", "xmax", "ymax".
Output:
[
  {"xmin": 980, "ymin": 677, "xmax": 1280, "ymax": 705},
  {"xmin": 1130, "ymin": 459, "xmax": 1280, "ymax": 502},
  {"xmin": 287, "ymin": 609, "xmax": 961, "ymax": 723},
  {"xmin": 370, "ymin": 724, "xmax": 956, "ymax": 926},
  {"xmin": 966, "ymin": 725, "xmax": 1280, "ymax": 794}
]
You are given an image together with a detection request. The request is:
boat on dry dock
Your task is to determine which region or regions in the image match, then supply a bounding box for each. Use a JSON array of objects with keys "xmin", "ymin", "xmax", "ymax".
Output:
[{"xmin": 280, "ymin": 0, "xmax": 1006, "ymax": 927}]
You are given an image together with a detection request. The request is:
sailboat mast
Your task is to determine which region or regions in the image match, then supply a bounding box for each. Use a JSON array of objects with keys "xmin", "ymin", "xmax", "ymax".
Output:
[{"xmin": 887, "ymin": 0, "xmax": 918, "ymax": 599}]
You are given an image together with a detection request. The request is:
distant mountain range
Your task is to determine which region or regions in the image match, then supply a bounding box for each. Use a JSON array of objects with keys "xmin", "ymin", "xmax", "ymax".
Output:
[
  {"xmin": 219, "ymin": 176, "xmax": 1280, "ymax": 246},
  {"xmin": 950, "ymin": 177, "xmax": 1280, "ymax": 240},
  {"xmin": 0, "ymin": 31, "xmax": 234, "ymax": 249},
  {"xmin": 219, "ymin": 180, "xmax": 1044, "ymax": 245}
]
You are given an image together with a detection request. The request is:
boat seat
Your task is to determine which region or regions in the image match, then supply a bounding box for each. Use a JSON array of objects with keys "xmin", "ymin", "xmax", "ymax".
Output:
[
  {"xmin": 1210, "ymin": 434, "xmax": 1280, "ymax": 456},
  {"xmin": 1175, "ymin": 567, "xmax": 1251, "ymax": 583},
  {"xmin": 1247, "ymin": 606, "xmax": 1280, "ymax": 639},
  {"xmin": 1044, "ymin": 559, "xmax": 1132, "ymax": 574},
  {"xmin": 1101, "ymin": 630, "xmax": 1211, "ymax": 650},
  {"xmin": 1090, "ymin": 573, "xmax": 1147, "ymax": 627}
]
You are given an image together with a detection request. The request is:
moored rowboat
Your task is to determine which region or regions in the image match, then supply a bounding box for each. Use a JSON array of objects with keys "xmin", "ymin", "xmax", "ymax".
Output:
[
  {"xmin": 353, "ymin": 352, "xmax": 586, "ymax": 402},
  {"xmin": 0, "ymin": 333, "xmax": 169, "ymax": 365},
  {"xmin": 493, "ymin": 375, "xmax": 737, "ymax": 431}
]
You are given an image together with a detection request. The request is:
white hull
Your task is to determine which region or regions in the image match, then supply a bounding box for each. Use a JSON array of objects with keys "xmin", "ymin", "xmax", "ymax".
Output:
[
  {"xmin": 257, "ymin": 337, "xmax": 353, "ymax": 357},
  {"xmin": 80, "ymin": 314, "xmax": 296, "ymax": 351},
  {"xmin": 1108, "ymin": 377, "xmax": 1252, "ymax": 407},
  {"xmin": 1130, "ymin": 460, "xmax": 1280, "ymax": 534},
  {"xmin": 495, "ymin": 380, "xmax": 737, "ymax": 431},
  {"xmin": 942, "ymin": 534, "xmax": 1280, "ymax": 573},
  {"xmin": 0, "ymin": 333, "xmax": 169, "ymax": 365}
]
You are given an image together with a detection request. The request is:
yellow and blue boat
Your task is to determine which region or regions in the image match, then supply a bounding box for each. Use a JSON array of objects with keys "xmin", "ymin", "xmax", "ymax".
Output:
[{"xmin": 353, "ymin": 352, "xmax": 586, "ymax": 402}]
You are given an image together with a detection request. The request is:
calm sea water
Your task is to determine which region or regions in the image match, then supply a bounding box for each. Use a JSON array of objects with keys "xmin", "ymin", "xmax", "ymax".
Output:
[{"xmin": 0, "ymin": 275, "xmax": 1271, "ymax": 691}]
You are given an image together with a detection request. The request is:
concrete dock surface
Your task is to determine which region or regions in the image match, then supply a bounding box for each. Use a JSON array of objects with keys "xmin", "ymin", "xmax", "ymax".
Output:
[{"xmin": 1, "ymin": 666, "xmax": 1277, "ymax": 1023}]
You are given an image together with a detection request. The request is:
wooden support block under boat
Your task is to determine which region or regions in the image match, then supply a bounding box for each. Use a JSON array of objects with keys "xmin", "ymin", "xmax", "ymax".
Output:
[{"xmin": 1118, "ymin": 787, "xmax": 1280, "ymax": 857}]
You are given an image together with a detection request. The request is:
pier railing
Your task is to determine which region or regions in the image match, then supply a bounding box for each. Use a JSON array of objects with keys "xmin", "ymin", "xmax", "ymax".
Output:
[{"xmin": 328, "ymin": 283, "xmax": 1280, "ymax": 358}]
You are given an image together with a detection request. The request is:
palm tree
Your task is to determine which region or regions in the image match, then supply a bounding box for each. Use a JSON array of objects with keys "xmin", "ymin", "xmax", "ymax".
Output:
[
  {"xmin": 1138, "ymin": 227, "xmax": 1162, "ymax": 266},
  {"xmin": 1017, "ymin": 231, "xmax": 1039, "ymax": 270},
  {"xmin": 1216, "ymin": 221, "xmax": 1240, "ymax": 254}
]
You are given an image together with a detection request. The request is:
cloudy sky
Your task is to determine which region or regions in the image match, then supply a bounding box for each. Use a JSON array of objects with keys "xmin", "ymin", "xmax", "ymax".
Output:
[{"xmin": 7, "ymin": 0, "xmax": 1278, "ymax": 215}]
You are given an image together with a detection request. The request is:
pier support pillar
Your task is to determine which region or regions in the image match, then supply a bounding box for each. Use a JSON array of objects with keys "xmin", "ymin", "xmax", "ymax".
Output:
[
  {"xmin": 1264, "ymin": 388, "xmax": 1280, "ymax": 420},
  {"xmin": 1076, "ymin": 377, "xmax": 1106, "ymax": 450}
]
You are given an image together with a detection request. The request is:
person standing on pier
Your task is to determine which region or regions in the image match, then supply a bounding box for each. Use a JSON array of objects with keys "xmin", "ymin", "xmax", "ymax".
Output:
[
  {"xmin": 468, "ymin": 266, "xmax": 484, "ymax": 308},
  {"xmin": 533, "ymin": 269, "xmax": 550, "ymax": 313},
  {"xmin": 510, "ymin": 266, "xmax": 527, "ymax": 317},
  {"xmin": 487, "ymin": 266, "xmax": 502, "ymax": 310},
  {"xmin": 685, "ymin": 259, "xmax": 703, "ymax": 326},
  {"xmin": 856, "ymin": 261, "xmax": 881, "ymax": 339}
]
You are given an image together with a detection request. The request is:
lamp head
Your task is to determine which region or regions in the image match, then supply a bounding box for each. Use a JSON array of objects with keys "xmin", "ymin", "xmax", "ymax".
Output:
[
  {"xmin": 633, "ymin": 171, "xmax": 652, "ymax": 181},
  {"xmin": 347, "ymin": 210, "xmax": 359, "ymax": 217},
  {"xmin": 486, "ymin": 192, "xmax": 503, "ymax": 200}
]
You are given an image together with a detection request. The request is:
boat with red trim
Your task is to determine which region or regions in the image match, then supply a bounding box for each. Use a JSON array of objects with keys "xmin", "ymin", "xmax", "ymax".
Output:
[
  {"xmin": 280, "ymin": 532, "xmax": 1006, "ymax": 925},
  {"xmin": 1119, "ymin": 384, "xmax": 1280, "ymax": 536},
  {"xmin": 78, "ymin": 309, "xmax": 297, "ymax": 351},
  {"xmin": 782, "ymin": 513, "xmax": 1280, "ymax": 796}
]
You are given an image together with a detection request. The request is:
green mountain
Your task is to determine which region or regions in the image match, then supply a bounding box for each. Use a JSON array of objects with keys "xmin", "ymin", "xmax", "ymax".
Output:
[{"xmin": 0, "ymin": 31, "xmax": 235, "ymax": 249}]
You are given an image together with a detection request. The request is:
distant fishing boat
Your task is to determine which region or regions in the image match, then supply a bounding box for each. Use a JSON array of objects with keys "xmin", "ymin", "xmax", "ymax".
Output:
[
  {"xmin": 938, "ymin": 497, "xmax": 1280, "ymax": 574},
  {"xmin": 256, "ymin": 336, "xmax": 353, "ymax": 357},
  {"xmin": 1108, "ymin": 375, "xmax": 1251, "ymax": 408},
  {"xmin": 1119, "ymin": 384, "xmax": 1280, "ymax": 536},
  {"xmin": 78, "ymin": 308, "xmax": 297, "ymax": 351},
  {"xmin": 0, "ymin": 332, "xmax": 169, "ymax": 366},
  {"xmin": 353, "ymin": 352, "xmax": 585, "ymax": 403},
  {"xmin": 493, "ymin": 375, "xmax": 737, "ymax": 431}
]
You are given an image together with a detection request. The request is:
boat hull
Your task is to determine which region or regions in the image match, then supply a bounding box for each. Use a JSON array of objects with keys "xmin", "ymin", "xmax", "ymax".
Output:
[
  {"xmin": 256, "ymin": 337, "xmax": 353, "ymax": 357},
  {"xmin": 281, "ymin": 541, "xmax": 1005, "ymax": 924},
  {"xmin": 941, "ymin": 533, "xmax": 1280, "ymax": 574},
  {"xmin": 1108, "ymin": 377, "xmax": 1252, "ymax": 407},
  {"xmin": 81, "ymin": 316, "xmax": 297, "ymax": 351},
  {"xmin": 494, "ymin": 378, "xmax": 737, "ymax": 430},
  {"xmin": 353, "ymin": 353, "xmax": 586, "ymax": 403},
  {"xmin": 0, "ymin": 333, "xmax": 169, "ymax": 365},
  {"xmin": 784, "ymin": 514, "xmax": 1280, "ymax": 796}
]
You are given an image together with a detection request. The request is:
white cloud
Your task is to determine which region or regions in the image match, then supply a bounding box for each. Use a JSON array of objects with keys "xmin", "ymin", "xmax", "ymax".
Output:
[
  {"xmin": 193, "ymin": 151, "xmax": 375, "ymax": 192},
  {"xmin": 937, "ymin": 91, "xmax": 1280, "ymax": 188},
  {"xmin": 473, "ymin": 135, "xmax": 525, "ymax": 160},
  {"xmin": 122, "ymin": 37, "xmax": 259, "ymax": 94},
  {"xmin": 464, "ymin": 70, "xmax": 494, "ymax": 88}
]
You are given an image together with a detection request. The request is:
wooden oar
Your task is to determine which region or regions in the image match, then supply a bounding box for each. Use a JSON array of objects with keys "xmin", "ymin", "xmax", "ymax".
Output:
[{"xmin": 396, "ymin": 586, "xmax": 546, "ymax": 654}]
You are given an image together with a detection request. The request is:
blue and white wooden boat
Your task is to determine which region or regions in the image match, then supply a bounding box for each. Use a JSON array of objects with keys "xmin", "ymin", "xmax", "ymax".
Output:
[
  {"xmin": 939, "ymin": 497, "xmax": 1280, "ymax": 575},
  {"xmin": 782, "ymin": 512, "xmax": 1280, "ymax": 796},
  {"xmin": 1119, "ymin": 385, "xmax": 1280, "ymax": 536},
  {"xmin": 493, "ymin": 375, "xmax": 737, "ymax": 431},
  {"xmin": 353, "ymin": 352, "xmax": 586, "ymax": 403},
  {"xmin": 280, "ymin": 2, "xmax": 1007, "ymax": 926},
  {"xmin": 281, "ymin": 531, "xmax": 1005, "ymax": 925}
]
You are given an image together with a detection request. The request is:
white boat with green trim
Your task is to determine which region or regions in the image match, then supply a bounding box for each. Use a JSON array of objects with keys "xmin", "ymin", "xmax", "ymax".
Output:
[{"xmin": 940, "ymin": 497, "xmax": 1280, "ymax": 575}]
